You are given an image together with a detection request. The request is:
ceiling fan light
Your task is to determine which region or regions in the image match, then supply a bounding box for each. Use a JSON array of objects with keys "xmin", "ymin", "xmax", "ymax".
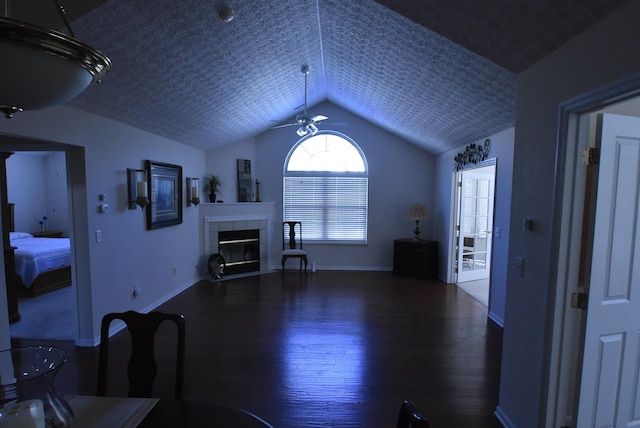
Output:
[
  {"xmin": 308, "ymin": 123, "xmax": 318, "ymax": 135},
  {"xmin": 0, "ymin": 17, "xmax": 111, "ymax": 118},
  {"xmin": 296, "ymin": 126, "xmax": 308, "ymax": 137}
]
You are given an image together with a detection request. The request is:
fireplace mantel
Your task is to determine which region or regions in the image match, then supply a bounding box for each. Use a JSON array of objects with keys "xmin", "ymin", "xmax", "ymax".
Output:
[{"xmin": 200, "ymin": 202, "xmax": 274, "ymax": 217}]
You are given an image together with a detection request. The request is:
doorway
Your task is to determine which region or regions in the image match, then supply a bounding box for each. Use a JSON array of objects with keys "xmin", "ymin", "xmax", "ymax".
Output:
[
  {"xmin": 548, "ymin": 88, "xmax": 640, "ymax": 425},
  {"xmin": 0, "ymin": 136, "xmax": 90, "ymax": 346},
  {"xmin": 453, "ymin": 162, "xmax": 496, "ymax": 307},
  {"xmin": 7, "ymin": 151, "xmax": 76, "ymax": 341}
]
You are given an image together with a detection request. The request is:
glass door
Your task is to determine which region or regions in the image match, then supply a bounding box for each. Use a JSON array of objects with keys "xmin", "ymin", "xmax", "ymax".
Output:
[{"xmin": 457, "ymin": 166, "xmax": 495, "ymax": 282}]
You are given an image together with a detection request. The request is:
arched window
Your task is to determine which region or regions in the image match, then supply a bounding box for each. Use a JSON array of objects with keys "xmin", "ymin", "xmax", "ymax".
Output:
[{"xmin": 283, "ymin": 131, "xmax": 368, "ymax": 244}]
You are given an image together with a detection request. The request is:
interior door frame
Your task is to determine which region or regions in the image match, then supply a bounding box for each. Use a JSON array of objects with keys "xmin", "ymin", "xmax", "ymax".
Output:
[
  {"xmin": 456, "ymin": 164, "xmax": 496, "ymax": 283},
  {"xmin": 0, "ymin": 134, "xmax": 91, "ymax": 346},
  {"xmin": 448, "ymin": 158, "xmax": 497, "ymax": 285},
  {"xmin": 545, "ymin": 74, "xmax": 640, "ymax": 425}
]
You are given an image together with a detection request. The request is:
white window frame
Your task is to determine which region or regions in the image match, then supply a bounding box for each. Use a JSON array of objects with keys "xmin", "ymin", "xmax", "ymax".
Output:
[{"xmin": 283, "ymin": 131, "xmax": 368, "ymax": 244}]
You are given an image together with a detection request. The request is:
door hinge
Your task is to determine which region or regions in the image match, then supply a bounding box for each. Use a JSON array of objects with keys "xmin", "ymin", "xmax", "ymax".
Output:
[
  {"xmin": 582, "ymin": 147, "xmax": 599, "ymax": 166},
  {"xmin": 571, "ymin": 291, "xmax": 588, "ymax": 310},
  {"xmin": 457, "ymin": 181, "xmax": 462, "ymax": 187}
]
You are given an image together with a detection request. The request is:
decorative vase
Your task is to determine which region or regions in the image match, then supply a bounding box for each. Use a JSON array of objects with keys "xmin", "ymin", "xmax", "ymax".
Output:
[
  {"xmin": 209, "ymin": 193, "xmax": 216, "ymax": 203},
  {"xmin": 0, "ymin": 346, "xmax": 74, "ymax": 427}
]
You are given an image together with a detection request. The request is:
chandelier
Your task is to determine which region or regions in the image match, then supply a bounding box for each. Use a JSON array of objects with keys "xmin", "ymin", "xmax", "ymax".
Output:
[{"xmin": 0, "ymin": 0, "xmax": 111, "ymax": 118}]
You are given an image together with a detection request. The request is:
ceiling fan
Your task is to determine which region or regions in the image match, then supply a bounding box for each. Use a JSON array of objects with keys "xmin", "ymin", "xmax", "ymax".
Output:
[{"xmin": 271, "ymin": 65, "xmax": 328, "ymax": 136}]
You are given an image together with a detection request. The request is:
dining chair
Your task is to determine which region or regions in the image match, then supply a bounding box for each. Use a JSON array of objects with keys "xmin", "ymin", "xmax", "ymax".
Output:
[
  {"xmin": 97, "ymin": 310, "xmax": 186, "ymax": 400},
  {"xmin": 281, "ymin": 221, "xmax": 308, "ymax": 271},
  {"xmin": 396, "ymin": 400, "xmax": 431, "ymax": 428}
]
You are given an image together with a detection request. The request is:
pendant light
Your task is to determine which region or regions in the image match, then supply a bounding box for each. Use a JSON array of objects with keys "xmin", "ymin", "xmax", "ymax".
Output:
[{"xmin": 0, "ymin": 0, "xmax": 111, "ymax": 118}]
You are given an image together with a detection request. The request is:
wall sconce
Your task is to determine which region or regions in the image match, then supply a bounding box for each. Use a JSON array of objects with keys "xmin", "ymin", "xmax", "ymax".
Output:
[
  {"xmin": 186, "ymin": 177, "xmax": 200, "ymax": 206},
  {"xmin": 408, "ymin": 203, "xmax": 428, "ymax": 241},
  {"xmin": 127, "ymin": 168, "xmax": 149, "ymax": 210}
]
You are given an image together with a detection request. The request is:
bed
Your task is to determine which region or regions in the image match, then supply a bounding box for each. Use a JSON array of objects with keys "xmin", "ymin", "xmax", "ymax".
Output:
[{"xmin": 8, "ymin": 204, "xmax": 72, "ymax": 297}]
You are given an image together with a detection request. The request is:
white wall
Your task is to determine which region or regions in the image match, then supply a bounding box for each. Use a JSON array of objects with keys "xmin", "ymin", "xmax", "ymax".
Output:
[
  {"xmin": 259, "ymin": 101, "xmax": 436, "ymax": 270},
  {"xmin": 205, "ymin": 137, "xmax": 257, "ymax": 203},
  {"xmin": 7, "ymin": 154, "xmax": 48, "ymax": 233},
  {"xmin": 45, "ymin": 152, "xmax": 70, "ymax": 234},
  {"xmin": 7, "ymin": 152, "xmax": 69, "ymax": 235},
  {"xmin": 434, "ymin": 127, "xmax": 514, "ymax": 325},
  {"xmin": 497, "ymin": 1, "xmax": 640, "ymax": 426},
  {"xmin": 206, "ymin": 101, "xmax": 437, "ymax": 270},
  {"xmin": 0, "ymin": 106, "xmax": 206, "ymax": 345}
]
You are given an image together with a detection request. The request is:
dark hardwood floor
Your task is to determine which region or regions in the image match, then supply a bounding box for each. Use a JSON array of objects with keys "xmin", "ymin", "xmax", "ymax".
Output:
[{"xmin": 12, "ymin": 271, "xmax": 503, "ymax": 427}]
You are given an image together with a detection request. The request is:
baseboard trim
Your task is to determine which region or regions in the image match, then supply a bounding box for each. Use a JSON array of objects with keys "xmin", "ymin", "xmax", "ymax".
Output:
[
  {"xmin": 84, "ymin": 279, "xmax": 198, "ymax": 347},
  {"xmin": 488, "ymin": 310, "xmax": 504, "ymax": 327},
  {"xmin": 494, "ymin": 405, "xmax": 514, "ymax": 427}
]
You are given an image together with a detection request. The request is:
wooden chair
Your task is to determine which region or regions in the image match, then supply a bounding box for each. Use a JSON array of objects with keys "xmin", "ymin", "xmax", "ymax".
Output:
[
  {"xmin": 281, "ymin": 221, "xmax": 308, "ymax": 271},
  {"xmin": 397, "ymin": 400, "xmax": 431, "ymax": 428},
  {"xmin": 97, "ymin": 310, "xmax": 186, "ymax": 400}
]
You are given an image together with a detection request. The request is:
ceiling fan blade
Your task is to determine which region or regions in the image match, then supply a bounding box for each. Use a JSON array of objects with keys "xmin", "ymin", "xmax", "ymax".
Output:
[
  {"xmin": 270, "ymin": 122, "xmax": 297, "ymax": 129},
  {"xmin": 271, "ymin": 66, "xmax": 334, "ymax": 134}
]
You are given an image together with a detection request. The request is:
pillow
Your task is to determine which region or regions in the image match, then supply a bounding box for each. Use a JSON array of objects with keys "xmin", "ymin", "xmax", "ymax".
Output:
[{"xmin": 10, "ymin": 232, "xmax": 33, "ymax": 240}]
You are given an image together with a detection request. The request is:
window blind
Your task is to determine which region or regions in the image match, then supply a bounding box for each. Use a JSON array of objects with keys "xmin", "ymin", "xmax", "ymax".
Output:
[{"xmin": 283, "ymin": 176, "xmax": 368, "ymax": 243}]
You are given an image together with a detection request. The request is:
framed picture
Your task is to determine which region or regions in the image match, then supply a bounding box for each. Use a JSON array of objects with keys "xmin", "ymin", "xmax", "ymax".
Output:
[
  {"xmin": 237, "ymin": 159, "xmax": 253, "ymax": 202},
  {"xmin": 146, "ymin": 160, "xmax": 182, "ymax": 230}
]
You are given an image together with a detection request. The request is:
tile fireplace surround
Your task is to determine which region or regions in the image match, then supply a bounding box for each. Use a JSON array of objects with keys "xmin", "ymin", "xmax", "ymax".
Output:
[{"xmin": 202, "ymin": 203, "xmax": 274, "ymax": 277}]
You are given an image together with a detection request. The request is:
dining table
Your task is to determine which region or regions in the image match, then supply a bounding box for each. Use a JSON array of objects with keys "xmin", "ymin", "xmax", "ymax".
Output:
[{"xmin": 66, "ymin": 394, "xmax": 274, "ymax": 428}]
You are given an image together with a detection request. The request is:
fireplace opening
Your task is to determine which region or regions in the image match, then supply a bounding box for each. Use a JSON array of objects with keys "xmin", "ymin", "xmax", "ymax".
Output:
[{"xmin": 218, "ymin": 229, "xmax": 260, "ymax": 275}]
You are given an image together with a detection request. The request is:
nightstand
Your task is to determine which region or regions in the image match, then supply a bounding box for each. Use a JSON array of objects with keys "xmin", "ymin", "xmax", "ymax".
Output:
[
  {"xmin": 32, "ymin": 231, "xmax": 63, "ymax": 238},
  {"xmin": 393, "ymin": 239, "xmax": 438, "ymax": 279}
]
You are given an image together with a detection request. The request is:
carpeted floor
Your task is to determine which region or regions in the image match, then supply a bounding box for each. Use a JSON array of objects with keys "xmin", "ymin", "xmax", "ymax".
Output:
[
  {"xmin": 457, "ymin": 278, "xmax": 489, "ymax": 307},
  {"xmin": 9, "ymin": 286, "xmax": 75, "ymax": 340}
]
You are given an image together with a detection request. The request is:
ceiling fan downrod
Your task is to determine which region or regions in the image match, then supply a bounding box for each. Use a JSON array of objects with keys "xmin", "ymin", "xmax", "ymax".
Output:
[{"xmin": 301, "ymin": 65, "xmax": 309, "ymax": 114}]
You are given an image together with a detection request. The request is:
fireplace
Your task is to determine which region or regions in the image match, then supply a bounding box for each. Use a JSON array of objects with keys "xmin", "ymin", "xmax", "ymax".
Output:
[
  {"xmin": 204, "ymin": 212, "xmax": 271, "ymax": 277},
  {"xmin": 218, "ymin": 229, "xmax": 260, "ymax": 275}
]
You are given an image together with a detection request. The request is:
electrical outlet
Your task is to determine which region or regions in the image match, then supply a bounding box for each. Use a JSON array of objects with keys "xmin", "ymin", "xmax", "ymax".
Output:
[{"xmin": 95, "ymin": 230, "xmax": 102, "ymax": 242}]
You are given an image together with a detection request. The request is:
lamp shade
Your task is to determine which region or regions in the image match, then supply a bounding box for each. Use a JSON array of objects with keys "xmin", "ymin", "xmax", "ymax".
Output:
[
  {"xmin": 0, "ymin": 18, "xmax": 111, "ymax": 118},
  {"xmin": 408, "ymin": 203, "xmax": 428, "ymax": 221}
]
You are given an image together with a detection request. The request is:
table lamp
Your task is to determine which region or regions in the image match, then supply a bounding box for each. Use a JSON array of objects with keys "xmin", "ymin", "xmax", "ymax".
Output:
[{"xmin": 408, "ymin": 203, "xmax": 428, "ymax": 241}]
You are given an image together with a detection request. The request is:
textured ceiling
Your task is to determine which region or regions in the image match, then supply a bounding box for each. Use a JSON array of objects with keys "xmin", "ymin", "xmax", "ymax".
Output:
[
  {"xmin": 8, "ymin": 0, "xmax": 632, "ymax": 154},
  {"xmin": 373, "ymin": 0, "xmax": 632, "ymax": 74}
]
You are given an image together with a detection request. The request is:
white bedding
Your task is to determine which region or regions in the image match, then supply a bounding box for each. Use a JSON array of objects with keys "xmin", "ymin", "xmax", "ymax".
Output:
[{"xmin": 10, "ymin": 233, "xmax": 71, "ymax": 287}]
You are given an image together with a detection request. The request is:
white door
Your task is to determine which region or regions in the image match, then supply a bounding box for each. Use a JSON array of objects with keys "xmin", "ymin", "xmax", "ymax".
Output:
[
  {"xmin": 457, "ymin": 167, "xmax": 495, "ymax": 283},
  {"xmin": 576, "ymin": 113, "xmax": 640, "ymax": 427}
]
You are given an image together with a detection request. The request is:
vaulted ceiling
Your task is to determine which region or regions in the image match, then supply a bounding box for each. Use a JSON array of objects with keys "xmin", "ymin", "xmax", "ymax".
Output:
[{"xmin": 10, "ymin": 0, "xmax": 631, "ymax": 154}]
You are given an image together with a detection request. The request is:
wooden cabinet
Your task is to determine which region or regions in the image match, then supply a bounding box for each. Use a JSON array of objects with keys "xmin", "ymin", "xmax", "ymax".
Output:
[{"xmin": 393, "ymin": 239, "xmax": 438, "ymax": 279}]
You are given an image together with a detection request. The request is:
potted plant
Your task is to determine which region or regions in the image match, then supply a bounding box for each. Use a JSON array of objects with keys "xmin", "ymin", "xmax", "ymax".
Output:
[{"xmin": 203, "ymin": 174, "xmax": 223, "ymax": 202}]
